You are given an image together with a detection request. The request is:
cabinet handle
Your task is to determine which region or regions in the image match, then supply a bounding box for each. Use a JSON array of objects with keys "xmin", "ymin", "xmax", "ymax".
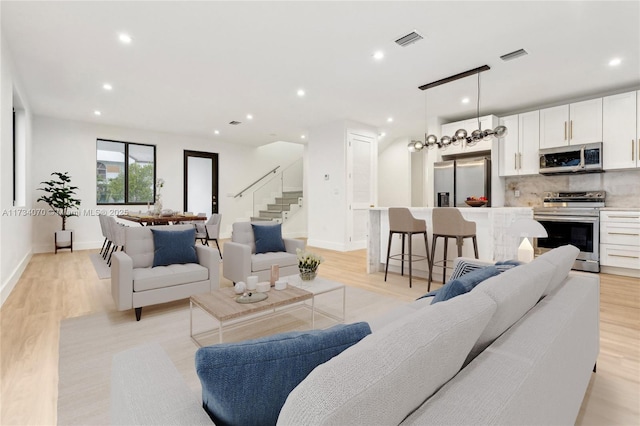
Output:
[
  {"xmin": 519, "ymin": 153, "xmax": 522, "ymax": 169},
  {"xmin": 609, "ymin": 254, "xmax": 640, "ymax": 259},
  {"xmin": 570, "ymin": 120, "xmax": 573, "ymax": 140},
  {"xmin": 633, "ymin": 140, "xmax": 635, "ymax": 161},
  {"xmin": 564, "ymin": 122, "xmax": 567, "ymax": 140},
  {"xmin": 514, "ymin": 153, "xmax": 517, "ymax": 169},
  {"xmin": 608, "ymin": 232, "xmax": 640, "ymax": 236},
  {"xmin": 608, "ymin": 215, "xmax": 640, "ymax": 219}
]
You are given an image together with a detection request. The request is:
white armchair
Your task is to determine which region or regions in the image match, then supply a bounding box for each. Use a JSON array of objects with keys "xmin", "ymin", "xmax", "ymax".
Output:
[
  {"xmin": 111, "ymin": 224, "xmax": 220, "ymax": 321},
  {"xmin": 223, "ymin": 222, "xmax": 304, "ymax": 283}
]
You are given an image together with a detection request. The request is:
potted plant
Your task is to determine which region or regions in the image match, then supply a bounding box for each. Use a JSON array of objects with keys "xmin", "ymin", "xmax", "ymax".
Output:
[
  {"xmin": 37, "ymin": 172, "xmax": 81, "ymax": 253},
  {"xmin": 296, "ymin": 248, "xmax": 324, "ymax": 281}
]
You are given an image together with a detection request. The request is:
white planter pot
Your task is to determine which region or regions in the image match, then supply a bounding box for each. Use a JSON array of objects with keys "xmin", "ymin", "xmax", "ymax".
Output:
[{"xmin": 55, "ymin": 230, "xmax": 73, "ymax": 253}]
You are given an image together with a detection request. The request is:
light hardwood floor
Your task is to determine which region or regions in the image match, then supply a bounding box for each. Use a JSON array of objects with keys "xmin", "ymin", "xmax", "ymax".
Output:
[{"xmin": 1, "ymin": 245, "xmax": 638, "ymax": 425}]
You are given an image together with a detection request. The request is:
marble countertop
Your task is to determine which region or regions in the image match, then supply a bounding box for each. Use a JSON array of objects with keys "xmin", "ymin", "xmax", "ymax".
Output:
[{"xmin": 369, "ymin": 206, "xmax": 532, "ymax": 211}]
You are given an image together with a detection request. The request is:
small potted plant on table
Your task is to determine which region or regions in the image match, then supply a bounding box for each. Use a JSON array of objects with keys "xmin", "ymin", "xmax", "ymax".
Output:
[
  {"xmin": 37, "ymin": 172, "xmax": 81, "ymax": 253},
  {"xmin": 296, "ymin": 248, "xmax": 324, "ymax": 281}
]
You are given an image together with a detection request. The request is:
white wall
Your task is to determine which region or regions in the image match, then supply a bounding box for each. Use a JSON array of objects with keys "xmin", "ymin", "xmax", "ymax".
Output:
[
  {"xmin": 31, "ymin": 116, "xmax": 305, "ymax": 252},
  {"xmin": 307, "ymin": 121, "xmax": 347, "ymax": 250},
  {"xmin": 377, "ymin": 136, "xmax": 411, "ymax": 207},
  {"xmin": 307, "ymin": 120, "xmax": 378, "ymax": 251},
  {"xmin": 1, "ymin": 32, "xmax": 34, "ymax": 306}
]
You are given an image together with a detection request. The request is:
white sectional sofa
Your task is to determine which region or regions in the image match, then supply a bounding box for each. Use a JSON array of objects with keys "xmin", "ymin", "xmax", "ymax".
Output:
[
  {"xmin": 111, "ymin": 224, "xmax": 220, "ymax": 321},
  {"xmin": 111, "ymin": 245, "xmax": 599, "ymax": 424}
]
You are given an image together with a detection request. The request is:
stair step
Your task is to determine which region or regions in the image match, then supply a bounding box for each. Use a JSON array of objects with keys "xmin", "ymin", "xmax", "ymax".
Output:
[
  {"xmin": 267, "ymin": 204, "xmax": 292, "ymax": 212},
  {"xmin": 282, "ymin": 191, "xmax": 303, "ymax": 198},
  {"xmin": 250, "ymin": 217, "xmax": 272, "ymax": 222},
  {"xmin": 275, "ymin": 197, "xmax": 300, "ymax": 205},
  {"xmin": 259, "ymin": 210, "xmax": 283, "ymax": 219}
]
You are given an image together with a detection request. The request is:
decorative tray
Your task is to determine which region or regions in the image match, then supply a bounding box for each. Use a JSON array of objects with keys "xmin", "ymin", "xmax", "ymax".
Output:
[{"xmin": 235, "ymin": 292, "xmax": 268, "ymax": 304}]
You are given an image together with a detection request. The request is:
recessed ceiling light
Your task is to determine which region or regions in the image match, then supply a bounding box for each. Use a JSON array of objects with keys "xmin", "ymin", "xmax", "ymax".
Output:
[
  {"xmin": 119, "ymin": 33, "xmax": 132, "ymax": 44},
  {"xmin": 214, "ymin": 130, "xmax": 220, "ymax": 135},
  {"xmin": 609, "ymin": 57, "xmax": 622, "ymax": 67},
  {"xmin": 387, "ymin": 117, "xmax": 394, "ymax": 123},
  {"xmin": 373, "ymin": 51, "xmax": 384, "ymax": 61},
  {"xmin": 103, "ymin": 83, "xmax": 113, "ymax": 91},
  {"xmin": 297, "ymin": 89, "xmax": 305, "ymax": 97},
  {"xmin": 461, "ymin": 97, "xmax": 470, "ymax": 104},
  {"xmin": 246, "ymin": 114, "xmax": 253, "ymax": 120},
  {"xmin": 94, "ymin": 110, "xmax": 101, "ymax": 116},
  {"xmin": 301, "ymin": 134, "xmax": 306, "ymax": 139},
  {"xmin": 379, "ymin": 132, "xmax": 386, "ymax": 138}
]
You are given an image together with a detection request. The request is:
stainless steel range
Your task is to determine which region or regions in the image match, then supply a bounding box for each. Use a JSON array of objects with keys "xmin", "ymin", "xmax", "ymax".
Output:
[{"xmin": 533, "ymin": 191, "xmax": 605, "ymax": 272}]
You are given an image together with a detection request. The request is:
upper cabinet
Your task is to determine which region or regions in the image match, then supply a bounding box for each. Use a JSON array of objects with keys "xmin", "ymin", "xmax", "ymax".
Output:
[
  {"xmin": 603, "ymin": 91, "xmax": 639, "ymax": 170},
  {"xmin": 499, "ymin": 111, "xmax": 540, "ymax": 176},
  {"xmin": 540, "ymin": 98, "xmax": 602, "ymax": 149},
  {"xmin": 439, "ymin": 116, "xmax": 496, "ymax": 155}
]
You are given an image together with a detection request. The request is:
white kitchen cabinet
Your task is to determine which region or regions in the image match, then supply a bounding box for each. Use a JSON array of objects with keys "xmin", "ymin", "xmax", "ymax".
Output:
[
  {"xmin": 499, "ymin": 114, "xmax": 519, "ymax": 176},
  {"xmin": 603, "ymin": 91, "xmax": 638, "ymax": 170},
  {"xmin": 499, "ymin": 111, "xmax": 539, "ymax": 176},
  {"xmin": 539, "ymin": 98, "xmax": 602, "ymax": 149},
  {"xmin": 600, "ymin": 211, "xmax": 640, "ymax": 270}
]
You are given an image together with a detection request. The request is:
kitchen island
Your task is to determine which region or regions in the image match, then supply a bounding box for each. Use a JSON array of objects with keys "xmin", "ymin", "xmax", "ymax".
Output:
[{"xmin": 368, "ymin": 207, "xmax": 533, "ymax": 284}]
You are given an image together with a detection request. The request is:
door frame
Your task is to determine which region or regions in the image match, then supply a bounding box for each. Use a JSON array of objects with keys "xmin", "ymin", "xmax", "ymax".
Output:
[{"xmin": 183, "ymin": 150, "xmax": 219, "ymax": 214}]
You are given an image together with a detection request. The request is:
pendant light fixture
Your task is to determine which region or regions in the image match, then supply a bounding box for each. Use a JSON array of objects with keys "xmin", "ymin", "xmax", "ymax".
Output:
[{"xmin": 409, "ymin": 65, "xmax": 507, "ymax": 152}]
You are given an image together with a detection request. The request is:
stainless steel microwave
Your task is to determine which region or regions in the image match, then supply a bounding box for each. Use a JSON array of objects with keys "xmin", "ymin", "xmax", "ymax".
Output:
[{"xmin": 539, "ymin": 142, "xmax": 603, "ymax": 175}]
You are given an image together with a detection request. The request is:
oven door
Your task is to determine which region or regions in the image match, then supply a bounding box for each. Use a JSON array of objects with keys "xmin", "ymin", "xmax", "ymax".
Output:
[{"xmin": 533, "ymin": 213, "xmax": 600, "ymax": 272}]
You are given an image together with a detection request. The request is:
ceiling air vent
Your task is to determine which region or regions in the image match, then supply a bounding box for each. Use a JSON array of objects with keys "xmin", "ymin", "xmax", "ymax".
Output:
[
  {"xmin": 229, "ymin": 120, "xmax": 241, "ymax": 125},
  {"xmin": 500, "ymin": 48, "xmax": 528, "ymax": 61},
  {"xmin": 395, "ymin": 31, "xmax": 423, "ymax": 47}
]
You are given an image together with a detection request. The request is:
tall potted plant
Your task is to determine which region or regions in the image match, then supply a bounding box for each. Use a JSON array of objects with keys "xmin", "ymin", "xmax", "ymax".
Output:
[{"xmin": 37, "ymin": 172, "xmax": 81, "ymax": 252}]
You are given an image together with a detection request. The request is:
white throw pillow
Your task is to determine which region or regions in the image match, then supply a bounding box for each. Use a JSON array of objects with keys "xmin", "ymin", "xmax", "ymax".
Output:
[
  {"xmin": 466, "ymin": 260, "xmax": 555, "ymax": 362},
  {"xmin": 277, "ymin": 291, "xmax": 497, "ymax": 426},
  {"xmin": 535, "ymin": 244, "xmax": 580, "ymax": 296}
]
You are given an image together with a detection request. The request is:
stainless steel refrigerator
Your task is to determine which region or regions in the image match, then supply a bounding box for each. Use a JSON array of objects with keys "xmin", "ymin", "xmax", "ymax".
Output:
[{"xmin": 433, "ymin": 157, "xmax": 491, "ymax": 207}]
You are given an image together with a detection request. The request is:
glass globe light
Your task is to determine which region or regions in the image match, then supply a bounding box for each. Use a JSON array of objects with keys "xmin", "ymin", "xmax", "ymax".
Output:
[
  {"xmin": 407, "ymin": 141, "xmax": 417, "ymax": 152},
  {"xmin": 494, "ymin": 125, "xmax": 508, "ymax": 138},
  {"xmin": 426, "ymin": 134, "xmax": 438, "ymax": 145},
  {"xmin": 414, "ymin": 140, "xmax": 424, "ymax": 150},
  {"xmin": 441, "ymin": 136, "xmax": 451, "ymax": 147},
  {"xmin": 455, "ymin": 129, "xmax": 468, "ymax": 140}
]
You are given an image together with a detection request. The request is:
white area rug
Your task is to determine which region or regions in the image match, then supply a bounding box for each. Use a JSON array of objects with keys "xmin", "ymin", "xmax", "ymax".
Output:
[
  {"xmin": 57, "ymin": 286, "xmax": 404, "ymax": 425},
  {"xmin": 89, "ymin": 253, "xmax": 111, "ymax": 279}
]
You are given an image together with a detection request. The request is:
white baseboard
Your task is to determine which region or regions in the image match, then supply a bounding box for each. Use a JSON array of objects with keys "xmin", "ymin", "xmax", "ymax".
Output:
[
  {"xmin": 307, "ymin": 239, "xmax": 348, "ymax": 252},
  {"xmin": 1, "ymin": 250, "xmax": 32, "ymax": 307},
  {"xmin": 33, "ymin": 240, "xmax": 104, "ymax": 254}
]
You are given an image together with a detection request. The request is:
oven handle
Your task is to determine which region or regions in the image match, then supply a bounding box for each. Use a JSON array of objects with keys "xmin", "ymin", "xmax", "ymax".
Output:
[{"xmin": 534, "ymin": 215, "xmax": 599, "ymax": 223}]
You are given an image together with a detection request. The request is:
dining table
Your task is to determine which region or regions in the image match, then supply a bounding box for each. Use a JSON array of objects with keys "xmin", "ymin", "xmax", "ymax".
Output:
[{"xmin": 117, "ymin": 213, "xmax": 207, "ymax": 226}]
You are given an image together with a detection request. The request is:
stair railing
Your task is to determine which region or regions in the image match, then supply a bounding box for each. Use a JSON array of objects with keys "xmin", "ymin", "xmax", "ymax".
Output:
[
  {"xmin": 252, "ymin": 159, "xmax": 303, "ymax": 222},
  {"xmin": 234, "ymin": 166, "xmax": 280, "ymax": 198}
]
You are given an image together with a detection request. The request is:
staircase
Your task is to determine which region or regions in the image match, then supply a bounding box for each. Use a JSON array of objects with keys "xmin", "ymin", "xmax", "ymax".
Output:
[{"xmin": 252, "ymin": 191, "xmax": 303, "ymax": 222}]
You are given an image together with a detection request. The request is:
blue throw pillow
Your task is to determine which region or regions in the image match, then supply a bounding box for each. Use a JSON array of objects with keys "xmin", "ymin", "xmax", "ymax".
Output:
[
  {"xmin": 252, "ymin": 223, "xmax": 286, "ymax": 254},
  {"xmin": 151, "ymin": 228, "xmax": 198, "ymax": 267},
  {"xmin": 195, "ymin": 322, "xmax": 372, "ymax": 426},
  {"xmin": 494, "ymin": 259, "xmax": 522, "ymax": 272},
  {"xmin": 420, "ymin": 266, "xmax": 501, "ymax": 304}
]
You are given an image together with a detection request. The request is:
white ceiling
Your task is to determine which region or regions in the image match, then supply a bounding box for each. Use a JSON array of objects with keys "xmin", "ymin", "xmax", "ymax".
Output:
[{"xmin": 2, "ymin": 1, "xmax": 639, "ymax": 148}]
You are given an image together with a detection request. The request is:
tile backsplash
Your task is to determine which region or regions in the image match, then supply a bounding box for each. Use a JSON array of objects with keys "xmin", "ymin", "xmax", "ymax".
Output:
[{"xmin": 504, "ymin": 169, "xmax": 640, "ymax": 208}]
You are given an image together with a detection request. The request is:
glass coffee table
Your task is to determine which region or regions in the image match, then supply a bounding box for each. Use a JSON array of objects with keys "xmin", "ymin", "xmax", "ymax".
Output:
[{"xmin": 287, "ymin": 275, "xmax": 346, "ymax": 328}]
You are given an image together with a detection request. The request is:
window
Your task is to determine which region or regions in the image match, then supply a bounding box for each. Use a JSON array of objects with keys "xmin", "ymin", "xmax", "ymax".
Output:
[{"xmin": 96, "ymin": 139, "xmax": 156, "ymax": 205}]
